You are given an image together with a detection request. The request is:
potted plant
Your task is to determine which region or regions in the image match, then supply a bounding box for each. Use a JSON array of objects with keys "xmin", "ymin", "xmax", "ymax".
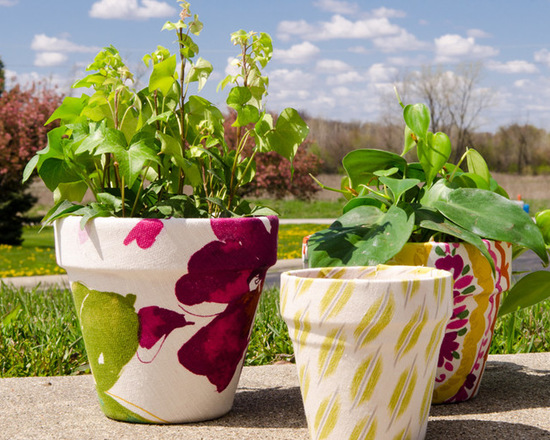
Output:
[
  {"xmin": 305, "ymin": 91, "xmax": 549, "ymax": 403},
  {"xmin": 280, "ymin": 264, "xmax": 454, "ymax": 440},
  {"xmin": 22, "ymin": 1, "xmax": 308, "ymax": 424}
]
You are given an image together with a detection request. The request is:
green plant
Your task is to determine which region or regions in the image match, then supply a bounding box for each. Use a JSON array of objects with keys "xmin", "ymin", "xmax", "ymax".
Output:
[
  {"xmin": 23, "ymin": 1, "xmax": 308, "ymax": 224},
  {"xmin": 308, "ymin": 92, "xmax": 550, "ymax": 309}
]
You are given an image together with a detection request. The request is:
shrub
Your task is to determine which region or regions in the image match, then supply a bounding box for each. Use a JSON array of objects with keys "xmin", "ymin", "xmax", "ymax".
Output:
[
  {"xmin": 224, "ymin": 110, "xmax": 322, "ymax": 200},
  {"xmin": 0, "ymin": 80, "xmax": 62, "ymax": 244}
]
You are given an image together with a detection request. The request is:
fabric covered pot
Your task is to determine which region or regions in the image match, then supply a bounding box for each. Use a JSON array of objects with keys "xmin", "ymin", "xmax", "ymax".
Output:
[
  {"xmin": 280, "ymin": 265, "xmax": 453, "ymax": 440},
  {"xmin": 55, "ymin": 215, "xmax": 278, "ymax": 423},
  {"xmin": 388, "ymin": 240, "xmax": 512, "ymax": 403}
]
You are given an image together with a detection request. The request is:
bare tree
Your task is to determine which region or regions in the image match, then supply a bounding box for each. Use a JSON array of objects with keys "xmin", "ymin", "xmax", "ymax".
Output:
[{"xmin": 391, "ymin": 62, "xmax": 493, "ymax": 162}]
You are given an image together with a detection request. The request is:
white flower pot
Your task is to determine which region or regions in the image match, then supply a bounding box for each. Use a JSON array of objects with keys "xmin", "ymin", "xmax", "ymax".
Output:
[
  {"xmin": 55, "ymin": 215, "xmax": 278, "ymax": 423},
  {"xmin": 280, "ymin": 265, "xmax": 453, "ymax": 440}
]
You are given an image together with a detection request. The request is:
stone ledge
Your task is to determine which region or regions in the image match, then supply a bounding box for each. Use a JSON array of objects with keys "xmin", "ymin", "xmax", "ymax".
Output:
[{"xmin": 2, "ymin": 353, "xmax": 550, "ymax": 439}]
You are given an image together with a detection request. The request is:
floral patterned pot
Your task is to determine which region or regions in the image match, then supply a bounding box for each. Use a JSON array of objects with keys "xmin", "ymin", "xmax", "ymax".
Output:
[
  {"xmin": 280, "ymin": 265, "xmax": 453, "ymax": 440},
  {"xmin": 54, "ymin": 215, "xmax": 278, "ymax": 423},
  {"xmin": 387, "ymin": 241, "xmax": 512, "ymax": 403}
]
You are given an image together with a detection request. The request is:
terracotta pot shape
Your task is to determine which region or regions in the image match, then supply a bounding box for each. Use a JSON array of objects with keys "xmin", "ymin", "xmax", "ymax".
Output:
[
  {"xmin": 388, "ymin": 241, "xmax": 512, "ymax": 403},
  {"xmin": 280, "ymin": 265, "xmax": 453, "ymax": 440},
  {"xmin": 55, "ymin": 216, "xmax": 278, "ymax": 423}
]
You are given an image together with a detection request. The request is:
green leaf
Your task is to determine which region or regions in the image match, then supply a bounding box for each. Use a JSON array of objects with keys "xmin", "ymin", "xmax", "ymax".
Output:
[
  {"xmin": 379, "ymin": 176, "xmax": 420, "ymax": 203},
  {"xmin": 42, "ymin": 200, "xmax": 84, "ymax": 225},
  {"xmin": 466, "ymin": 148, "xmax": 491, "ymax": 186},
  {"xmin": 227, "ymin": 86, "xmax": 252, "ymax": 108},
  {"xmin": 185, "ymin": 57, "xmax": 213, "ymax": 91},
  {"xmin": 434, "ymin": 188, "xmax": 549, "ymax": 264},
  {"xmin": 402, "ymin": 125, "xmax": 417, "ymax": 155},
  {"xmin": 499, "ymin": 271, "xmax": 550, "ymax": 316},
  {"xmin": 45, "ymin": 95, "xmax": 88, "ymax": 125},
  {"xmin": 416, "ymin": 208, "xmax": 495, "ymax": 273},
  {"xmin": 308, "ymin": 205, "xmax": 414, "ymax": 267},
  {"xmin": 149, "ymin": 54, "xmax": 176, "ymax": 96},
  {"xmin": 53, "ymin": 181, "xmax": 89, "ymax": 204},
  {"xmin": 417, "ymin": 132, "xmax": 451, "ymax": 186},
  {"xmin": 265, "ymin": 108, "xmax": 309, "ymax": 163},
  {"xmin": 343, "ymin": 149, "xmax": 407, "ymax": 190},
  {"xmin": 403, "ymin": 103, "xmax": 430, "ymax": 139}
]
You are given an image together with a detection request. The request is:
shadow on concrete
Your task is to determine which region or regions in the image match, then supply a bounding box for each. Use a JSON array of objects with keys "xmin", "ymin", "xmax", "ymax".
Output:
[
  {"xmin": 427, "ymin": 419, "xmax": 550, "ymax": 439},
  {"xmin": 431, "ymin": 361, "xmax": 550, "ymax": 417},
  {"xmin": 198, "ymin": 386, "xmax": 307, "ymax": 429}
]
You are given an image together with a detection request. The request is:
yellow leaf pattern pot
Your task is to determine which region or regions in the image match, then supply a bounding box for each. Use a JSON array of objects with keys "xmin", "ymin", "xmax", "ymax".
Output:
[
  {"xmin": 388, "ymin": 241, "xmax": 512, "ymax": 403},
  {"xmin": 280, "ymin": 265, "xmax": 453, "ymax": 440}
]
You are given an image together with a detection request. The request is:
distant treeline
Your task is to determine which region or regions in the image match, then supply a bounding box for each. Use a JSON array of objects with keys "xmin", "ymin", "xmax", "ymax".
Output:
[{"xmin": 304, "ymin": 116, "xmax": 550, "ymax": 176}]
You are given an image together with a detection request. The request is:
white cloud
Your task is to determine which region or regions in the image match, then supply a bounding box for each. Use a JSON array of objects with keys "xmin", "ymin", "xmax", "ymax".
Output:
[
  {"xmin": 365, "ymin": 63, "xmax": 398, "ymax": 83},
  {"xmin": 371, "ymin": 7, "xmax": 406, "ymax": 19},
  {"xmin": 34, "ymin": 52, "xmax": 69, "ymax": 67},
  {"xmin": 316, "ymin": 59, "xmax": 352, "ymax": 73},
  {"xmin": 31, "ymin": 34, "xmax": 99, "ymax": 53},
  {"xmin": 273, "ymin": 42, "xmax": 320, "ymax": 64},
  {"xmin": 487, "ymin": 60, "xmax": 538, "ymax": 74},
  {"xmin": 467, "ymin": 29, "xmax": 492, "ymax": 39},
  {"xmin": 0, "ymin": 0, "xmax": 17, "ymax": 5},
  {"xmin": 278, "ymin": 15, "xmax": 401, "ymax": 42},
  {"xmin": 313, "ymin": 0, "xmax": 359, "ymax": 15},
  {"xmin": 373, "ymin": 29, "xmax": 429, "ymax": 52},
  {"xmin": 224, "ymin": 57, "xmax": 239, "ymax": 77},
  {"xmin": 328, "ymin": 70, "xmax": 364, "ymax": 85},
  {"xmin": 434, "ymin": 34, "xmax": 498, "ymax": 63},
  {"xmin": 534, "ymin": 48, "xmax": 550, "ymax": 67},
  {"xmin": 89, "ymin": 0, "xmax": 176, "ymax": 20},
  {"xmin": 348, "ymin": 46, "xmax": 369, "ymax": 54}
]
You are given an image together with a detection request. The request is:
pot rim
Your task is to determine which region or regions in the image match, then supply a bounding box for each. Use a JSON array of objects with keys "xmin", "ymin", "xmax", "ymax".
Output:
[{"xmin": 282, "ymin": 264, "xmax": 453, "ymax": 285}]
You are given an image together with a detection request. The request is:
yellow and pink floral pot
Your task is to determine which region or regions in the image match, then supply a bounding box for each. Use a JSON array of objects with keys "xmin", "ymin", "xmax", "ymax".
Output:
[
  {"xmin": 55, "ymin": 215, "xmax": 278, "ymax": 423},
  {"xmin": 303, "ymin": 239, "xmax": 512, "ymax": 404},
  {"xmin": 388, "ymin": 241, "xmax": 512, "ymax": 403},
  {"xmin": 280, "ymin": 265, "xmax": 453, "ymax": 440}
]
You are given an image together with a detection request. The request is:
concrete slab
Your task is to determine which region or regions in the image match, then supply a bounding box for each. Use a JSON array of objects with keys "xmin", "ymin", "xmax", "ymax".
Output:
[{"xmin": 2, "ymin": 353, "xmax": 550, "ymax": 439}]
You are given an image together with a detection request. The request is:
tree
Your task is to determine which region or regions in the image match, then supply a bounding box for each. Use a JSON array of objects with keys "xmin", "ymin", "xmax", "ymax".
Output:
[
  {"xmin": 0, "ymin": 56, "xmax": 4, "ymax": 97},
  {"xmin": 0, "ymin": 80, "xmax": 63, "ymax": 244},
  {"xmin": 390, "ymin": 62, "xmax": 492, "ymax": 162}
]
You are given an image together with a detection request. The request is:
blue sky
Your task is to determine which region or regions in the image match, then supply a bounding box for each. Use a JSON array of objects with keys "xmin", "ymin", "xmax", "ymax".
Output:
[{"xmin": 2, "ymin": 0, "xmax": 550, "ymax": 132}]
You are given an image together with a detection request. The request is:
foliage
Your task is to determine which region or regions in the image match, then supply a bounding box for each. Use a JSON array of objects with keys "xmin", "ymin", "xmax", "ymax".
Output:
[
  {"xmin": 0, "ymin": 81, "xmax": 62, "ymax": 244},
  {"xmin": 223, "ymin": 110, "xmax": 322, "ymax": 200},
  {"xmin": 308, "ymin": 93, "xmax": 550, "ymax": 310},
  {"xmin": 23, "ymin": 1, "xmax": 308, "ymax": 223},
  {"xmin": 309, "ymin": 93, "xmax": 547, "ymax": 267}
]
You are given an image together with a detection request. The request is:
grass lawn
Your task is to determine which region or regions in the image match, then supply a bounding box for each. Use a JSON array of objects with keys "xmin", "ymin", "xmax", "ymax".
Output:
[{"xmin": 1, "ymin": 281, "xmax": 549, "ymax": 378}]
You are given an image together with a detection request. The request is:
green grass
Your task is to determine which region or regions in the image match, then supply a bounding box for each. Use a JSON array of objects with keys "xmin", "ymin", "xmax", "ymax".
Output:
[
  {"xmin": 0, "ymin": 283, "xmax": 292, "ymax": 377},
  {"xmin": 0, "ymin": 226, "xmax": 63, "ymax": 277},
  {"xmin": 253, "ymin": 198, "xmax": 343, "ymax": 219},
  {"xmin": 3, "ymin": 281, "xmax": 550, "ymax": 378},
  {"xmin": 0, "ymin": 284, "xmax": 87, "ymax": 377}
]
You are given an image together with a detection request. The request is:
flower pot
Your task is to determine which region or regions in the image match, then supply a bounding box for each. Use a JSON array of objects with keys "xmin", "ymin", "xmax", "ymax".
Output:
[
  {"xmin": 388, "ymin": 240, "xmax": 512, "ymax": 403},
  {"xmin": 280, "ymin": 265, "xmax": 453, "ymax": 440},
  {"xmin": 54, "ymin": 215, "xmax": 278, "ymax": 423}
]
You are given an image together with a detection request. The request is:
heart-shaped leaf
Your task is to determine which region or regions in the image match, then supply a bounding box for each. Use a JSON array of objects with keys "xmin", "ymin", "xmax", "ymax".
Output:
[
  {"xmin": 499, "ymin": 271, "xmax": 550, "ymax": 316},
  {"xmin": 403, "ymin": 103, "xmax": 430, "ymax": 139},
  {"xmin": 379, "ymin": 176, "xmax": 420, "ymax": 203},
  {"xmin": 434, "ymin": 188, "xmax": 548, "ymax": 264},
  {"xmin": 343, "ymin": 149, "xmax": 407, "ymax": 190},
  {"xmin": 418, "ymin": 132, "xmax": 451, "ymax": 186},
  {"xmin": 308, "ymin": 205, "xmax": 414, "ymax": 267}
]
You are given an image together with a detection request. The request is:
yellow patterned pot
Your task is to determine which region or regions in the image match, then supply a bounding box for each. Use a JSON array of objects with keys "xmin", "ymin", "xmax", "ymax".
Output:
[
  {"xmin": 388, "ymin": 241, "xmax": 512, "ymax": 403},
  {"xmin": 280, "ymin": 265, "xmax": 453, "ymax": 440}
]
